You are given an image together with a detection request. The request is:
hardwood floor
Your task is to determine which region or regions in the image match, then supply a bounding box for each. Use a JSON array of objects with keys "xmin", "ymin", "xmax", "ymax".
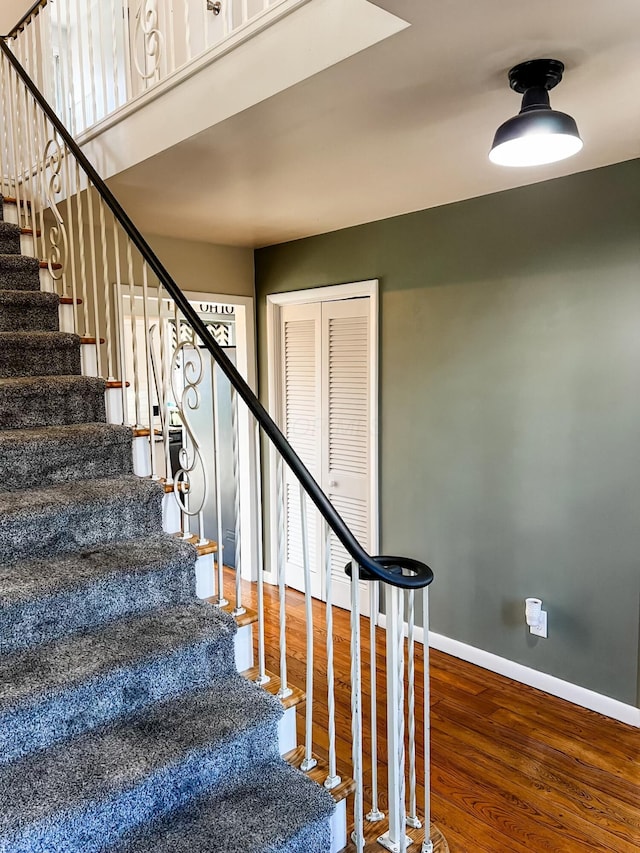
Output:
[{"xmin": 229, "ymin": 573, "xmax": 640, "ymax": 853}]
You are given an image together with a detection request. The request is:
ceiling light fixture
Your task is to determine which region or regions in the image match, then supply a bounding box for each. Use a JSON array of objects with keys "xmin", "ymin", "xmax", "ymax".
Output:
[{"xmin": 489, "ymin": 58, "xmax": 582, "ymax": 167}]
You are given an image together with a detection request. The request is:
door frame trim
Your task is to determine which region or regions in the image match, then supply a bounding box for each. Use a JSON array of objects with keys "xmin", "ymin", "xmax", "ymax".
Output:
[{"xmin": 265, "ymin": 280, "xmax": 379, "ymax": 588}]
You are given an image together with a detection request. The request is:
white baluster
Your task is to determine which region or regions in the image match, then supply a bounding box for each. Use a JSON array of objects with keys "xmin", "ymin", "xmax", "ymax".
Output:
[
  {"xmin": 231, "ymin": 384, "xmax": 245, "ymax": 615},
  {"xmin": 323, "ymin": 520, "xmax": 340, "ymax": 790},
  {"xmin": 276, "ymin": 454, "xmax": 292, "ymax": 699},
  {"xmin": 95, "ymin": 0, "xmax": 109, "ymax": 121},
  {"xmin": 378, "ymin": 584, "xmax": 408, "ymax": 853},
  {"xmin": 141, "ymin": 259, "xmax": 157, "ymax": 476},
  {"xmin": 126, "ymin": 238, "xmax": 142, "ymax": 425},
  {"xmin": 98, "ymin": 197, "xmax": 115, "ymax": 380},
  {"xmin": 73, "ymin": 0, "xmax": 88, "ymax": 131},
  {"xmin": 253, "ymin": 419, "xmax": 269, "ymax": 685},
  {"xmin": 367, "ymin": 580, "xmax": 385, "ymax": 821},
  {"xmin": 112, "ymin": 222, "xmax": 128, "ymax": 422},
  {"xmin": 350, "ymin": 565, "xmax": 365, "ymax": 852},
  {"xmin": 75, "ymin": 162, "xmax": 90, "ymax": 337},
  {"xmin": 407, "ymin": 590, "xmax": 421, "ymax": 830},
  {"xmin": 299, "ymin": 484, "xmax": 316, "ymax": 772},
  {"xmin": 422, "ymin": 587, "xmax": 433, "ymax": 853},
  {"xmin": 212, "ymin": 359, "xmax": 228, "ymax": 605}
]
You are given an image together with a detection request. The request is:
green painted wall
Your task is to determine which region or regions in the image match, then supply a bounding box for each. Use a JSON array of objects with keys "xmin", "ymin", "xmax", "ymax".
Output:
[{"xmin": 255, "ymin": 159, "xmax": 640, "ymax": 707}]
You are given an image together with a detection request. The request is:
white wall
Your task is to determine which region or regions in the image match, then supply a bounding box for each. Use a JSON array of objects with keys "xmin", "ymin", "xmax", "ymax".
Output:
[{"xmin": 0, "ymin": 2, "xmax": 33, "ymax": 33}]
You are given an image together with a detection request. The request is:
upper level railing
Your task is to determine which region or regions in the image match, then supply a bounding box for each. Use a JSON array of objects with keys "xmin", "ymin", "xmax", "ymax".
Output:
[
  {"xmin": 0, "ymin": 28, "xmax": 436, "ymax": 853},
  {"xmin": 3, "ymin": 0, "xmax": 304, "ymax": 136}
]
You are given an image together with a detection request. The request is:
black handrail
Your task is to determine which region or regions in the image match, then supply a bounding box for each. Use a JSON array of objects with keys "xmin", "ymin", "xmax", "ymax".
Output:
[
  {"xmin": 0, "ymin": 37, "xmax": 433, "ymax": 590},
  {"xmin": 2, "ymin": 0, "xmax": 49, "ymax": 39}
]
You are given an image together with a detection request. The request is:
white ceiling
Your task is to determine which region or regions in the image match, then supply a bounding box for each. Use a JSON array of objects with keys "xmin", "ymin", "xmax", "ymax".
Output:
[{"xmin": 7, "ymin": 1, "xmax": 640, "ymax": 247}]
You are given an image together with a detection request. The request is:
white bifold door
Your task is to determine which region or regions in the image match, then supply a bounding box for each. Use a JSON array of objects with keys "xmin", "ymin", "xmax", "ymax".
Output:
[{"xmin": 279, "ymin": 295, "xmax": 377, "ymax": 610}]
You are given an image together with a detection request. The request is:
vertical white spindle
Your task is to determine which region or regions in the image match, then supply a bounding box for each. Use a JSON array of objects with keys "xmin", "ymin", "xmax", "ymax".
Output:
[
  {"xmin": 253, "ymin": 419, "xmax": 269, "ymax": 684},
  {"xmin": 350, "ymin": 565, "xmax": 365, "ymax": 852},
  {"xmin": 299, "ymin": 484, "xmax": 316, "ymax": 772},
  {"xmin": 157, "ymin": 286, "xmax": 171, "ymax": 482},
  {"xmin": 241, "ymin": 0, "xmax": 249, "ymax": 25},
  {"xmin": 126, "ymin": 239, "xmax": 142, "ymax": 425},
  {"xmin": 95, "ymin": 0, "xmax": 109, "ymax": 121},
  {"xmin": 122, "ymin": 0, "xmax": 134, "ymax": 102},
  {"xmin": 141, "ymin": 260, "xmax": 157, "ymax": 477},
  {"xmin": 74, "ymin": 0, "xmax": 88, "ymax": 132},
  {"xmin": 62, "ymin": 0, "xmax": 77, "ymax": 134},
  {"xmin": 379, "ymin": 584, "xmax": 408, "ymax": 853},
  {"xmin": 183, "ymin": 0, "xmax": 192, "ymax": 62},
  {"xmin": 112, "ymin": 222, "xmax": 128, "ymax": 421},
  {"xmin": 110, "ymin": 0, "xmax": 121, "ymax": 111},
  {"xmin": 98, "ymin": 196, "xmax": 116, "ymax": 379},
  {"xmin": 167, "ymin": 0, "xmax": 176, "ymax": 74},
  {"xmin": 211, "ymin": 360, "xmax": 227, "ymax": 605},
  {"xmin": 85, "ymin": 0, "xmax": 97, "ymax": 126},
  {"xmin": 367, "ymin": 580, "xmax": 384, "ymax": 821},
  {"xmin": 276, "ymin": 454, "xmax": 292, "ymax": 699},
  {"xmin": 231, "ymin": 385, "xmax": 244, "ymax": 614},
  {"xmin": 323, "ymin": 520, "xmax": 340, "ymax": 789},
  {"xmin": 7, "ymin": 59, "xmax": 24, "ymax": 227},
  {"xmin": 407, "ymin": 590, "xmax": 421, "ymax": 829},
  {"xmin": 422, "ymin": 587, "xmax": 433, "ymax": 853},
  {"xmin": 74, "ymin": 162, "xmax": 90, "ymax": 336},
  {"xmin": 85, "ymin": 186, "xmax": 103, "ymax": 376}
]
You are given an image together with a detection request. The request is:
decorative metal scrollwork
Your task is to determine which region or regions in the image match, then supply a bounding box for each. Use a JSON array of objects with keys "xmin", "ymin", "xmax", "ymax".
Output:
[
  {"xmin": 42, "ymin": 137, "xmax": 68, "ymax": 281},
  {"xmin": 170, "ymin": 332, "xmax": 209, "ymax": 532},
  {"xmin": 134, "ymin": 0, "xmax": 164, "ymax": 81}
]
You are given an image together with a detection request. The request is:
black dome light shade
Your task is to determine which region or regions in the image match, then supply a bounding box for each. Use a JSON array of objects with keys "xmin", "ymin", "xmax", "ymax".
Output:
[{"xmin": 490, "ymin": 59, "xmax": 583, "ymax": 167}]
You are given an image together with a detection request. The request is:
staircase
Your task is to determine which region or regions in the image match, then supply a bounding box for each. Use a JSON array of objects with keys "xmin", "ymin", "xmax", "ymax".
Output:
[{"xmin": 0, "ymin": 202, "xmax": 336, "ymax": 852}]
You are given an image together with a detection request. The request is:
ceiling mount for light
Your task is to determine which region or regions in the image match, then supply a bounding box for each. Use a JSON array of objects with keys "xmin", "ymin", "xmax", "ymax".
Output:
[{"xmin": 489, "ymin": 58, "xmax": 583, "ymax": 167}]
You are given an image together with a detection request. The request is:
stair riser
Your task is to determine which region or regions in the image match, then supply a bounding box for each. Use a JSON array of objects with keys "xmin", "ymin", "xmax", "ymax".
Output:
[
  {"xmin": 0, "ymin": 383, "xmax": 106, "ymax": 429},
  {"xmin": 0, "ymin": 440, "xmax": 133, "ymax": 490},
  {"xmin": 0, "ymin": 490, "xmax": 163, "ymax": 564},
  {"xmin": 0, "ymin": 339, "xmax": 81, "ymax": 378},
  {"xmin": 2, "ymin": 563, "xmax": 196, "ymax": 655},
  {"xmin": 1, "ymin": 635, "xmax": 237, "ymax": 765},
  {"xmin": 0, "ymin": 298, "xmax": 59, "ymax": 333},
  {"xmin": 4, "ymin": 722, "xmax": 279, "ymax": 853}
]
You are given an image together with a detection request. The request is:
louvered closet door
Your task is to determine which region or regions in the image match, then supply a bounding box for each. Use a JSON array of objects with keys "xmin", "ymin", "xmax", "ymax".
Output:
[
  {"xmin": 280, "ymin": 302, "xmax": 323, "ymax": 597},
  {"xmin": 321, "ymin": 298, "xmax": 372, "ymax": 610}
]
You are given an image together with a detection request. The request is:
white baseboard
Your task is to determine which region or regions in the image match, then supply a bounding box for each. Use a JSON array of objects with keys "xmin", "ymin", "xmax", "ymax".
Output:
[{"xmin": 376, "ymin": 615, "xmax": 639, "ymax": 728}]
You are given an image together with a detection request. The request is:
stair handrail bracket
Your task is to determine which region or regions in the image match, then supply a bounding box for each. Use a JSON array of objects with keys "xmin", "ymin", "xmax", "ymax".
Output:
[{"xmin": 0, "ymin": 27, "xmax": 440, "ymax": 853}]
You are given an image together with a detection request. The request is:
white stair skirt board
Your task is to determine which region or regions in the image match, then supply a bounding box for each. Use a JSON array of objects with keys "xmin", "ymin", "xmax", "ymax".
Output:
[
  {"xmin": 132, "ymin": 435, "xmax": 152, "ymax": 478},
  {"xmin": 278, "ymin": 706, "xmax": 298, "ymax": 756},
  {"xmin": 3, "ymin": 204, "xmax": 18, "ymax": 224},
  {"xmin": 233, "ymin": 625, "xmax": 254, "ymax": 672},
  {"xmin": 105, "ymin": 387, "xmax": 124, "ymax": 424},
  {"xmin": 80, "ymin": 345, "xmax": 98, "ymax": 377},
  {"xmin": 162, "ymin": 491, "xmax": 181, "ymax": 534},
  {"xmin": 39, "ymin": 268, "xmax": 55, "ymax": 293},
  {"xmin": 19, "ymin": 233, "xmax": 34, "ymax": 257},
  {"xmin": 330, "ymin": 799, "xmax": 347, "ymax": 853},
  {"xmin": 376, "ymin": 614, "xmax": 640, "ymax": 728},
  {"xmin": 58, "ymin": 302, "xmax": 74, "ymax": 333}
]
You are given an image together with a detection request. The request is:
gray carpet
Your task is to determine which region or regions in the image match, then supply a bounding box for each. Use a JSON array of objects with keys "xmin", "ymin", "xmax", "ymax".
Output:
[{"xmin": 0, "ymin": 203, "xmax": 334, "ymax": 851}]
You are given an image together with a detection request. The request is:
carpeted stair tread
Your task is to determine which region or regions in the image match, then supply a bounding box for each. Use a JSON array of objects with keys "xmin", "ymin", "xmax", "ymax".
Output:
[
  {"xmin": 0, "ymin": 534, "xmax": 197, "ymax": 653},
  {"xmin": 0, "ymin": 475, "xmax": 164, "ymax": 563},
  {"xmin": 0, "ymin": 331, "xmax": 81, "ymax": 377},
  {"xmin": 0, "ymin": 678, "xmax": 283, "ymax": 853},
  {"xmin": 0, "ymin": 289, "xmax": 59, "ymax": 332},
  {"xmin": 0, "ymin": 422, "xmax": 133, "ymax": 488},
  {"xmin": 0, "ymin": 254, "xmax": 41, "ymax": 290},
  {"xmin": 0, "ymin": 602, "xmax": 237, "ymax": 763},
  {"xmin": 0, "ymin": 221, "xmax": 21, "ymax": 254},
  {"xmin": 117, "ymin": 761, "xmax": 336, "ymax": 853},
  {"xmin": 0, "ymin": 374, "xmax": 106, "ymax": 428}
]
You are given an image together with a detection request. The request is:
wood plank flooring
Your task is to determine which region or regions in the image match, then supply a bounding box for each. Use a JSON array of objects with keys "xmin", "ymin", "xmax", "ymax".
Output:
[{"xmin": 224, "ymin": 572, "xmax": 640, "ymax": 853}]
